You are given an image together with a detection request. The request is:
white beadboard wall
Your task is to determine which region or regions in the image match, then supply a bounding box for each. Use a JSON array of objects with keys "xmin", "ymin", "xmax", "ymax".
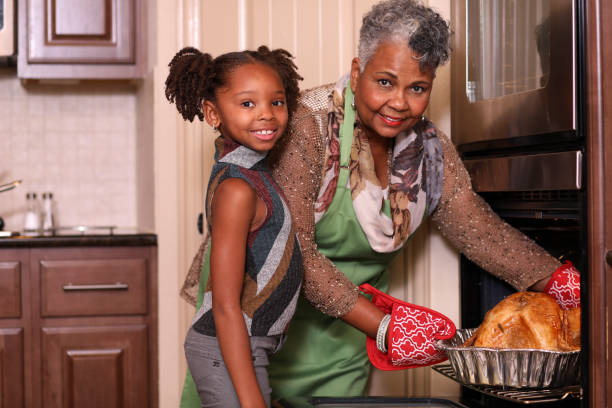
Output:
[{"xmin": 0, "ymin": 69, "xmax": 138, "ymax": 231}]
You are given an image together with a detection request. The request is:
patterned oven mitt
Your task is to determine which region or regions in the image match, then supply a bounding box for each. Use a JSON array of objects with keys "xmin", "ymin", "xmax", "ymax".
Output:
[
  {"xmin": 544, "ymin": 260, "xmax": 581, "ymax": 309},
  {"xmin": 359, "ymin": 283, "xmax": 456, "ymax": 371}
]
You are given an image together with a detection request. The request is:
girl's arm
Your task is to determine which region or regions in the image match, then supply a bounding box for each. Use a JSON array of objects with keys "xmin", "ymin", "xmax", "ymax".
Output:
[{"xmin": 210, "ymin": 178, "xmax": 266, "ymax": 408}]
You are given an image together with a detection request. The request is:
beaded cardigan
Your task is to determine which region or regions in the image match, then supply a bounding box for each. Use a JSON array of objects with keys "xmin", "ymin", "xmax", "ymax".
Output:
[{"xmin": 266, "ymin": 84, "xmax": 560, "ymax": 318}]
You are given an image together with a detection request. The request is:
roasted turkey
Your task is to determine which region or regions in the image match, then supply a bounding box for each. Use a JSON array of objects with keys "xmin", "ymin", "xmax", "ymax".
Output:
[{"xmin": 463, "ymin": 292, "xmax": 580, "ymax": 351}]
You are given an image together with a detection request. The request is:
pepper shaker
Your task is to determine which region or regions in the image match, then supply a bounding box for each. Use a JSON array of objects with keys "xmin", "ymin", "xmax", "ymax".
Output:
[{"xmin": 42, "ymin": 192, "xmax": 55, "ymax": 234}]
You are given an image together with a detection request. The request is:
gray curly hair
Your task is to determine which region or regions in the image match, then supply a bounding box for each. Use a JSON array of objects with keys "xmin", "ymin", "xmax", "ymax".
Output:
[{"xmin": 358, "ymin": 0, "xmax": 451, "ymax": 72}]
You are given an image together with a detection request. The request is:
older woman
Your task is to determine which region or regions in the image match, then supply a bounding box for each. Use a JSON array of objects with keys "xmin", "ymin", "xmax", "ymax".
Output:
[
  {"xmin": 180, "ymin": 0, "xmax": 580, "ymax": 404},
  {"xmin": 263, "ymin": 0, "xmax": 580, "ymax": 399}
]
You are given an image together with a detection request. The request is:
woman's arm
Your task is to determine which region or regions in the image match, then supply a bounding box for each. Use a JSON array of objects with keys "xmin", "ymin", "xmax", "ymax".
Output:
[
  {"xmin": 341, "ymin": 295, "xmax": 387, "ymax": 338},
  {"xmin": 271, "ymin": 102, "xmax": 361, "ymax": 318},
  {"xmin": 271, "ymin": 99, "xmax": 387, "ymax": 337},
  {"xmin": 210, "ymin": 178, "xmax": 266, "ymax": 408},
  {"xmin": 431, "ymin": 132, "xmax": 561, "ymax": 291}
]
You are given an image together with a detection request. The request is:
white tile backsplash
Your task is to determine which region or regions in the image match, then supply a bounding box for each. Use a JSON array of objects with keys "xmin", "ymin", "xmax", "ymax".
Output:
[{"xmin": 0, "ymin": 68, "xmax": 138, "ymax": 232}]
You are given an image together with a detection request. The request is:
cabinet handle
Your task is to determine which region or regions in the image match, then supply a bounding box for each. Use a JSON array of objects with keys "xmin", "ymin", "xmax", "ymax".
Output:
[
  {"xmin": 63, "ymin": 282, "xmax": 129, "ymax": 291},
  {"xmin": 607, "ymin": 251, "xmax": 612, "ymax": 268}
]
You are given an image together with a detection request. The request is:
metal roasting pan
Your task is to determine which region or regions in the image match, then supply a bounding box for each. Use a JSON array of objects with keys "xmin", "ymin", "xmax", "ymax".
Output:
[{"xmin": 435, "ymin": 328, "xmax": 581, "ymax": 389}]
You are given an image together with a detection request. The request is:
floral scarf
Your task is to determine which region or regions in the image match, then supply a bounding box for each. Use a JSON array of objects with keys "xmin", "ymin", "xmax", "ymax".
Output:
[{"xmin": 314, "ymin": 75, "xmax": 444, "ymax": 253}]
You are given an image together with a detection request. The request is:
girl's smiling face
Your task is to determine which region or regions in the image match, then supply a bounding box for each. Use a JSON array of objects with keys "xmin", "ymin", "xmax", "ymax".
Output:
[
  {"xmin": 204, "ymin": 62, "xmax": 288, "ymax": 153},
  {"xmin": 350, "ymin": 41, "xmax": 435, "ymax": 140}
]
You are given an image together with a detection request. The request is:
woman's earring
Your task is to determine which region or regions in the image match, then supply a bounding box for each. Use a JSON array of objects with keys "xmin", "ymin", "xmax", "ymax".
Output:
[
  {"xmin": 351, "ymin": 96, "xmax": 356, "ymax": 110},
  {"xmin": 212, "ymin": 124, "xmax": 217, "ymax": 131},
  {"xmin": 420, "ymin": 114, "xmax": 426, "ymax": 122}
]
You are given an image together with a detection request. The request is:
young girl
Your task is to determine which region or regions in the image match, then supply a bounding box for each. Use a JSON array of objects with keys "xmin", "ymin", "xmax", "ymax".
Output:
[{"xmin": 165, "ymin": 46, "xmax": 303, "ymax": 408}]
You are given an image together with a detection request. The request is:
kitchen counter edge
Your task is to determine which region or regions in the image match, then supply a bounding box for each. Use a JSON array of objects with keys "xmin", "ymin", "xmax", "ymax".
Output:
[{"xmin": 0, "ymin": 233, "xmax": 157, "ymax": 248}]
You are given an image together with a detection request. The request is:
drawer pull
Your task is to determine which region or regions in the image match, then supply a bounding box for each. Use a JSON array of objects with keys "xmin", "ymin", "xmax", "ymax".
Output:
[{"xmin": 63, "ymin": 282, "xmax": 129, "ymax": 291}]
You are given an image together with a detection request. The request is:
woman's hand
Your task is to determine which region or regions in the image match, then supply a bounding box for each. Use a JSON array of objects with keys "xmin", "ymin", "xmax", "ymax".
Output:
[
  {"xmin": 359, "ymin": 284, "xmax": 455, "ymax": 370},
  {"xmin": 543, "ymin": 261, "xmax": 581, "ymax": 309},
  {"xmin": 530, "ymin": 261, "xmax": 581, "ymax": 309},
  {"xmin": 386, "ymin": 302, "xmax": 456, "ymax": 368}
]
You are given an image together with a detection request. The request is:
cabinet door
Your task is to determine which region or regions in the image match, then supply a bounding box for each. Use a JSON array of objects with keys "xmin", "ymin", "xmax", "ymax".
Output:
[
  {"xmin": 27, "ymin": 0, "xmax": 134, "ymax": 64},
  {"xmin": 0, "ymin": 328, "xmax": 24, "ymax": 408},
  {"xmin": 18, "ymin": 0, "xmax": 145, "ymax": 78},
  {"xmin": 0, "ymin": 250, "xmax": 28, "ymax": 408},
  {"xmin": 0, "ymin": 260, "xmax": 22, "ymax": 318},
  {"xmin": 41, "ymin": 324, "xmax": 148, "ymax": 408}
]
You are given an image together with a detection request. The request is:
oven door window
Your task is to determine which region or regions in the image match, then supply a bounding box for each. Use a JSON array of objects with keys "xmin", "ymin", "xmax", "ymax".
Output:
[{"xmin": 466, "ymin": 0, "xmax": 551, "ymax": 102}]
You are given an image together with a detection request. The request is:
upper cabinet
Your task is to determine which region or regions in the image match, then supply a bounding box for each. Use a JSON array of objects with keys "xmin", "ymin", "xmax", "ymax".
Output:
[{"xmin": 18, "ymin": 0, "xmax": 146, "ymax": 79}]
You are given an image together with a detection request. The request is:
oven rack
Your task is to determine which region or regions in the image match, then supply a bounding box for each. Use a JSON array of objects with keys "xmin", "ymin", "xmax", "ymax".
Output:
[{"xmin": 432, "ymin": 364, "xmax": 582, "ymax": 405}]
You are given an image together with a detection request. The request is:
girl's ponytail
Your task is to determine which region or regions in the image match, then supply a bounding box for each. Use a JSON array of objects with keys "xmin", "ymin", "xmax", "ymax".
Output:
[{"xmin": 165, "ymin": 47, "xmax": 215, "ymax": 122}]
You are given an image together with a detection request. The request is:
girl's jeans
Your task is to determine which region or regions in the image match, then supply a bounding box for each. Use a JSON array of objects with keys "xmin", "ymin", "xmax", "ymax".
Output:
[{"xmin": 184, "ymin": 326, "xmax": 284, "ymax": 408}]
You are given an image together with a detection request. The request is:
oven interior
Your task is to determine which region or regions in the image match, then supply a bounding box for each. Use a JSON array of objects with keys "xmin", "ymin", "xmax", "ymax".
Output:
[{"xmin": 457, "ymin": 188, "xmax": 587, "ymax": 408}]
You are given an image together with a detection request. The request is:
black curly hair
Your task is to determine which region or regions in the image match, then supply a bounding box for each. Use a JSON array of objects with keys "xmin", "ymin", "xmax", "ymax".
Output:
[{"xmin": 164, "ymin": 46, "xmax": 303, "ymax": 123}]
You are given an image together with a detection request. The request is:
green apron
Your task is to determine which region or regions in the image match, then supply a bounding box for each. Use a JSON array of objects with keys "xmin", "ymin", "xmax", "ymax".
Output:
[
  {"xmin": 268, "ymin": 86, "xmax": 400, "ymax": 399},
  {"xmin": 180, "ymin": 248, "xmax": 211, "ymax": 408}
]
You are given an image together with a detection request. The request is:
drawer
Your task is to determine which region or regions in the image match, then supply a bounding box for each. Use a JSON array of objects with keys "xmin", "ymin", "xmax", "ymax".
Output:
[
  {"xmin": 0, "ymin": 262, "xmax": 21, "ymax": 318},
  {"xmin": 40, "ymin": 258, "xmax": 147, "ymax": 317}
]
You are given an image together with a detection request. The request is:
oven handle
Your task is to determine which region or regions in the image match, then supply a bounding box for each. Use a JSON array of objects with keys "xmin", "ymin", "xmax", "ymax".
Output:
[{"xmin": 464, "ymin": 151, "xmax": 582, "ymax": 192}]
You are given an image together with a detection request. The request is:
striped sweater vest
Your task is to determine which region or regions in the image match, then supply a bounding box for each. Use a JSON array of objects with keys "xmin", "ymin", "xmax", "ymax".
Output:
[{"xmin": 192, "ymin": 137, "xmax": 303, "ymax": 337}]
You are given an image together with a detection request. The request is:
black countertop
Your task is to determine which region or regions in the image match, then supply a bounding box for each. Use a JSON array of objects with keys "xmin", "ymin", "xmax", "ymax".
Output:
[{"xmin": 0, "ymin": 228, "xmax": 157, "ymax": 247}]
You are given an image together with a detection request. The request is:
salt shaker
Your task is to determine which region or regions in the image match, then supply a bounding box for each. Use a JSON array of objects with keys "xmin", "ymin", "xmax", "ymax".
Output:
[
  {"xmin": 24, "ymin": 192, "xmax": 40, "ymax": 235},
  {"xmin": 42, "ymin": 192, "xmax": 55, "ymax": 234}
]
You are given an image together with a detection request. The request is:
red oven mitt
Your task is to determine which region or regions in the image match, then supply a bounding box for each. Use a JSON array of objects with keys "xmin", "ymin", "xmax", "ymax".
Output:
[
  {"xmin": 544, "ymin": 260, "xmax": 581, "ymax": 309},
  {"xmin": 359, "ymin": 283, "xmax": 456, "ymax": 371}
]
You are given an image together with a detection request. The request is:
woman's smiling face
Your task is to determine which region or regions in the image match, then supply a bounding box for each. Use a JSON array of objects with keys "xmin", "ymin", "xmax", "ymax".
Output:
[{"xmin": 350, "ymin": 41, "xmax": 435, "ymax": 140}]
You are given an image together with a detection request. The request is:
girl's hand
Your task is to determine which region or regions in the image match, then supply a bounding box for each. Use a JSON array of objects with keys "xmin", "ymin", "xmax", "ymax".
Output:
[{"xmin": 210, "ymin": 178, "xmax": 267, "ymax": 407}]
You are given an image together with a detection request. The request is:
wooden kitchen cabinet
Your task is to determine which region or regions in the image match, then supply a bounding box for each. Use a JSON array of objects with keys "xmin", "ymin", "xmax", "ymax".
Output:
[
  {"xmin": 0, "ymin": 244, "xmax": 157, "ymax": 408},
  {"xmin": 18, "ymin": 0, "xmax": 146, "ymax": 79},
  {"xmin": 0, "ymin": 249, "xmax": 29, "ymax": 408},
  {"xmin": 42, "ymin": 325, "xmax": 148, "ymax": 408},
  {"xmin": 0, "ymin": 328, "xmax": 25, "ymax": 407}
]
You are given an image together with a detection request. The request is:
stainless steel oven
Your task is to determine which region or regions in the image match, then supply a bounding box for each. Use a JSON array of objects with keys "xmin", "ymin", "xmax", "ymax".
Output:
[
  {"xmin": 451, "ymin": 0, "xmax": 584, "ymax": 200},
  {"xmin": 456, "ymin": 190, "xmax": 586, "ymax": 408},
  {"xmin": 451, "ymin": 0, "xmax": 576, "ymax": 150},
  {"xmin": 450, "ymin": 1, "xmax": 586, "ymax": 407}
]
